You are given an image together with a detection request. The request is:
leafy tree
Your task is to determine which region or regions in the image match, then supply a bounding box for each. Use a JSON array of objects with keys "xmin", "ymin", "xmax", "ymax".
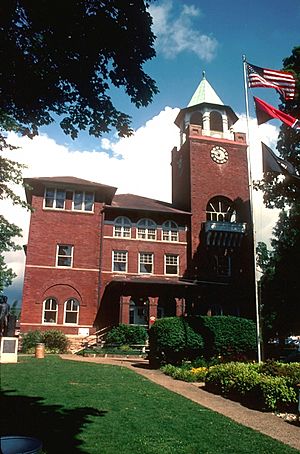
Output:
[
  {"xmin": 257, "ymin": 47, "xmax": 300, "ymax": 340},
  {"xmin": 0, "ymin": 216, "xmax": 22, "ymax": 292},
  {"xmin": 0, "ymin": 0, "xmax": 158, "ymax": 139},
  {"xmin": 0, "ymin": 0, "xmax": 158, "ymax": 291}
]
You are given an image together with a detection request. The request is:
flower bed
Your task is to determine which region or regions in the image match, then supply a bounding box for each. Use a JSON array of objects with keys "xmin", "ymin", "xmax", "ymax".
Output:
[{"xmin": 161, "ymin": 360, "xmax": 300, "ymax": 412}]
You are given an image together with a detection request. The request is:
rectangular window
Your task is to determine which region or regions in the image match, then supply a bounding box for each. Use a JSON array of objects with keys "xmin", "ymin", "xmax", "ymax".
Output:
[
  {"xmin": 139, "ymin": 252, "xmax": 153, "ymax": 274},
  {"xmin": 44, "ymin": 188, "xmax": 66, "ymax": 209},
  {"xmin": 214, "ymin": 255, "xmax": 231, "ymax": 277},
  {"xmin": 73, "ymin": 191, "xmax": 94, "ymax": 212},
  {"xmin": 56, "ymin": 245, "xmax": 73, "ymax": 267},
  {"xmin": 113, "ymin": 251, "xmax": 128, "ymax": 273},
  {"xmin": 165, "ymin": 254, "xmax": 179, "ymax": 275}
]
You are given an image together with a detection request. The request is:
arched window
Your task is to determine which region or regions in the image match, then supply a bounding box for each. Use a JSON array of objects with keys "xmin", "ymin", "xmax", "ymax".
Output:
[
  {"xmin": 190, "ymin": 112, "xmax": 203, "ymax": 127},
  {"xmin": 43, "ymin": 298, "xmax": 58, "ymax": 324},
  {"xmin": 113, "ymin": 216, "xmax": 131, "ymax": 238},
  {"xmin": 64, "ymin": 298, "xmax": 80, "ymax": 324},
  {"xmin": 162, "ymin": 220, "xmax": 179, "ymax": 242},
  {"xmin": 137, "ymin": 218, "xmax": 157, "ymax": 240},
  {"xmin": 206, "ymin": 196, "xmax": 235, "ymax": 222},
  {"xmin": 210, "ymin": 111, "xmax": 223, "ymax": 132}
]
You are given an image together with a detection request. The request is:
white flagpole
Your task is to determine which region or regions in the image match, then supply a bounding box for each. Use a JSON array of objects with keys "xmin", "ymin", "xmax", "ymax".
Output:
[{"xmin": 242, "ymin": 55, "xmax": 262, "ymax": 363}]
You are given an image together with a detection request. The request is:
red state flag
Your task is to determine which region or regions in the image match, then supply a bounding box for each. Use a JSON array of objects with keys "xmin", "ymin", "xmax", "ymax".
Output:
[{"xmin": 254, "ymin": 97, "xmax": 300, "ymax": 130}]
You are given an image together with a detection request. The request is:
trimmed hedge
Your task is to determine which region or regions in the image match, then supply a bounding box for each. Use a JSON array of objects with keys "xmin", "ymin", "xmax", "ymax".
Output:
[
  {"xmin": 188, "ymin": 315, "xmax": 257, "ymax": 360},
  {"xmin": 21, "ymin": 330, "xmax": 69, "ymax": 353},
  {"xmin": 105, "ymin": 324, "xmax": 148, "ymax": 345},
  {"xmin": 149, "ymin": 317, "xmax": 204, "ymax": 366},
  {"xmin": 149, "ymin": 316, "xmax": 257, "ymax": 366}
]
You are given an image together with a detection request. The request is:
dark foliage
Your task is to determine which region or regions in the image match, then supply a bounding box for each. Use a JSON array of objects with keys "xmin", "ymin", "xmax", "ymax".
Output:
[{"xmin": 0, "ymin": 0, "xmax": 158, "ymax": 139}]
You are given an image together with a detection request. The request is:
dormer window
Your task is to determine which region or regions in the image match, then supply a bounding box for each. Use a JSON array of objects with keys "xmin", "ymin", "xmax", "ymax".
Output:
[
  {"xmin": 73, "ymin": 191, "xmax": 94, "ymax": 212},
  {"xmin": 44, "ymin": 188, "xmax": 66, "ymax": 209}
]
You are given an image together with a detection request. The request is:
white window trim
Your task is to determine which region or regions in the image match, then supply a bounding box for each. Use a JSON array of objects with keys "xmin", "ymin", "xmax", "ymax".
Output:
[
  {"xmin": 72, "ymin": 191, "xmax": 95, "ymax": 212},
  {"xmin": 136, "ymin": 219, "xmax": 157, "ymax": 241},
  {"xmin": 56, "ymin": 244, "xmax": 74, "ymax": 268},
  {"xmin": 42, "ymin": 298, "xmax": 58, "ymax": 324},
  {"xmin": 64, "ymin": 299, "xmax": 80, "ymax": 325},
  {"xmin": 112, "ymin": 250, "xmax": 128, "ymax": 273},
  {"xmin": 139, "ymin": 252, "xmax": 154, "ymax": 274},
  {"xmin": 44, "ymin": 188, "xmax": 66, "ymax": 210},
  {"xmin": 164, "ymin": 254, "xmax": 179, "ymax": 275},
  {"xmin": 162, "ymin": 221, "xmax": 179, "ymax": 242},
  {"xmin": 113, "ymin": 217, "xmax": 132, "ymax": 238}
]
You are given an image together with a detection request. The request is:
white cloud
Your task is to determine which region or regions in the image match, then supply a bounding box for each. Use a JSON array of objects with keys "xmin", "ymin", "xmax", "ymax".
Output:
[
  {"xmin": 2, "ymin": 107, "xmax": 281, "ymax": 302},
  {"xmin": 149, "ymin": 1, "xmax": 218, "ymax": 62}
]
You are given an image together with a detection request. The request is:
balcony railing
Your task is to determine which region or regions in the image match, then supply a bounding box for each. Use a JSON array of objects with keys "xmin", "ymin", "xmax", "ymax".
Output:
[{"xmin": 204, "ymin": 221, "xmax": 247, "ymax": 248}]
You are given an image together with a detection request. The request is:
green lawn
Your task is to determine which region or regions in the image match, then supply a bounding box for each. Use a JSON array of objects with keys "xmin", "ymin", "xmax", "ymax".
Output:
[{"xmin": 1, "ymin": 356, "xmax": 298, "ymax": 454}]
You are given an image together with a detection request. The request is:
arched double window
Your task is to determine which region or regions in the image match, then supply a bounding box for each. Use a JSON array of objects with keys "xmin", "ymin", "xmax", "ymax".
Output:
[
  {"xmin": 137, "ymin": 218, "xmax": 157, "ymax": 240},
  {"xmin": 206, "ymin": 196, "xmax": 235, "ymax": 222},
  {"xmin": 64, "ymin": 298, "xmax": 80, "ymax": 324},
  {"xmin": 113, "ymin": 216, "xmax": 131, "ymax": 238},
  {"xmin": 43, "ymin": 298, "xmax": 58, "ymax": 324},
  {"xmin": 162, "ymin": 220, "xmax": 179, "ymax": 242}
]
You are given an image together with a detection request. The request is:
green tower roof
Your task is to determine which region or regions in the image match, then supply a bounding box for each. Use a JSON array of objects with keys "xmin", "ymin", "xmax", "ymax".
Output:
[{"xmin": 187, "ymin": 72, "xmax": 224, "ymax": 107}]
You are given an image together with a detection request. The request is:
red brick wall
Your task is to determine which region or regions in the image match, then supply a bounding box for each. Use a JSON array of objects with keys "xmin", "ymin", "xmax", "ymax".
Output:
[
  {"xmin": 21, "ymin": 194, "xmax": 103, "ymax": 334},
  {"xmin": 189, "ymin": 137, "xmax": 249, "ymax": 256}
]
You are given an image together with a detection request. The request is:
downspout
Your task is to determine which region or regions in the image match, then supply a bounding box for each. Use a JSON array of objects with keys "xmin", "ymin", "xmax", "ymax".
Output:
[{"xmin": 96, "ymin": 205, "xmax": 105, "ymax": 325}]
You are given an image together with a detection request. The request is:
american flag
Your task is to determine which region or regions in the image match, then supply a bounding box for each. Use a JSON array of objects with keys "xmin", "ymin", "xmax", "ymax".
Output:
[{"xmin": 247, "ymin": 63, "xmax": 296, "ymax": 101}]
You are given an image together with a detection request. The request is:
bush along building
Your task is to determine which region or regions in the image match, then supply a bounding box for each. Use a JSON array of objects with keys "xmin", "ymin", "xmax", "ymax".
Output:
[{"xmin": 20, "ymin": 74, "xmax": 255, "ymax": 340}]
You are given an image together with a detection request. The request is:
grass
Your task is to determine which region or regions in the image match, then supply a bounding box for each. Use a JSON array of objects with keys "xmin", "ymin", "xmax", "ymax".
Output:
[{"xmin": 1, "ymin": 356, "xmax": 299, "ymax": 454}]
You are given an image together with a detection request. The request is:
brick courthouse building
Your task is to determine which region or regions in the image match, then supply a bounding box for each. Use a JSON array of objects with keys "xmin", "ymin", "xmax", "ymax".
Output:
[{"xmin": 20, "ymin": 76, "xmax": 255, "ymax": 337}]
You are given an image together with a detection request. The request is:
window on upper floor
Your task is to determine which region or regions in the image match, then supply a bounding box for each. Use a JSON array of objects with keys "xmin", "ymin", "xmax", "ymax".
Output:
[
  {"xmin": 165, "ymin": 254, "xmax": 179, "ymax": 275},
  {"xmin": 139, "ymin": 252, "xmax": 153, "ymax": 274},
  {"xmin": 213, "ymin": 255, "xmax": 231, "ymax": 277},
  {"xmin": 73, "ymin": 191, "xmax": 94, "ymax": 212},
  {"xmin": 137, "ymin": 219, "xmax": 156, "ymax": 240},
  {"xmin": 113, "ymin": 216, "xmax": 131, "ymax": 238},
  {"xmin": 162, "ymin": 220, "xmax": 179, "ymax": 242},
  {"xmin": 112, "ymin": 250, "xmax": 128, "ymax": 273},
  {"xmin": 43, "ymin": 298, "xmax": 58, "ymax": 324},
  {"xmin": 56, "ymin": 244, "xmax": 73, "ymax": 267},
  {"xmin": 206, "ymin": 196, "xmax": 235, "ymax": 222},
  {"xmin": 64, "ymin": 298, "xmax": 80, "ymax": 324},
  {"xmin": 44, "ymin": 188, "xmax": 66, "ymax": 209}
]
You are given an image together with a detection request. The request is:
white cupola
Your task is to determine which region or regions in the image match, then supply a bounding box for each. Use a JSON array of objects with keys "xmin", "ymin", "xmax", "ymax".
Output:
[{"xmin": 175, "ymin": 72, "xmax": 239, "ymax": 145}]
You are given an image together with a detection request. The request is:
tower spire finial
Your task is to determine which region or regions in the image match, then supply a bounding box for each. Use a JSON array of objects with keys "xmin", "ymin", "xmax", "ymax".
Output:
[{"xmin": 202, "ymin": 70, "xmax": 206, "ymax": 79}]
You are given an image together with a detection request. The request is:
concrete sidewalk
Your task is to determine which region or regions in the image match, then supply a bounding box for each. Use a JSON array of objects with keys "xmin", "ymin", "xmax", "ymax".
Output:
[{"xmin": 60, "ymin": 355, "xmax": 300, "ymax": 451}]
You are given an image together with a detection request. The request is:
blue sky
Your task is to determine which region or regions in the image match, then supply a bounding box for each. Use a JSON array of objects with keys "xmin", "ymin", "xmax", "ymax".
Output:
[
  {"xmin": 40, "ymin": 0, "xmax": 300, "ymax": 151},
  {"xmin": 3, "ymin": 0, "xmax": 299, "ymax": 303}
]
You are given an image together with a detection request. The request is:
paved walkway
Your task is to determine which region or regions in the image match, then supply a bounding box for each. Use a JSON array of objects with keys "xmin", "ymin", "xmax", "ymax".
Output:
[{"xmin": 60, "ymin": 355, "xmax": 300, "ymax": 451}]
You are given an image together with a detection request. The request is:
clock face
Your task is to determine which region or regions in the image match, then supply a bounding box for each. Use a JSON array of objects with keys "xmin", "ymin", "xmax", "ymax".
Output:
[{"xmin": 210, "ymin": 146, "xmax": 229, "ymax": 164}]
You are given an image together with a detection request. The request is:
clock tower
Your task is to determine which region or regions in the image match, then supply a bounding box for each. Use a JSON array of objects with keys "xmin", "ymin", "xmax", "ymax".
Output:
[{"xmin": 172, "ymin": 73, "xmax": 255, "ymax": 318}]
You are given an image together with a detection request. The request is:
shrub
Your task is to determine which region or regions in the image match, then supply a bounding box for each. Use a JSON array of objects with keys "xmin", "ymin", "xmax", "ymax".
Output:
[
  {"xmin": 204, "ymin": 361, "xmax": 298, "ymax": 411},
  {"xmin": 20, "ymin": 330, "xmax": 42, "ymax": 353},
  {"xmin": 21, "ymin": 330, "xmax": 69, "ymax": 353},
  {"xmin": 41, "ymin": 330, "xmax": 69, "ymax": 353},
  {"xmin": 149, "ymin": 317, "xmax": 204, "ymax": 366},
  {"xmin": 188, "ymin": 316, "xmax": 257, "ymax": 360},
  {"xmin": 105, "ymin": 324, "xmax": 148, "ymax": 346},
  {"xmin": 161, "ymin": 364, "xmax": 208, "ymax": 382}
]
